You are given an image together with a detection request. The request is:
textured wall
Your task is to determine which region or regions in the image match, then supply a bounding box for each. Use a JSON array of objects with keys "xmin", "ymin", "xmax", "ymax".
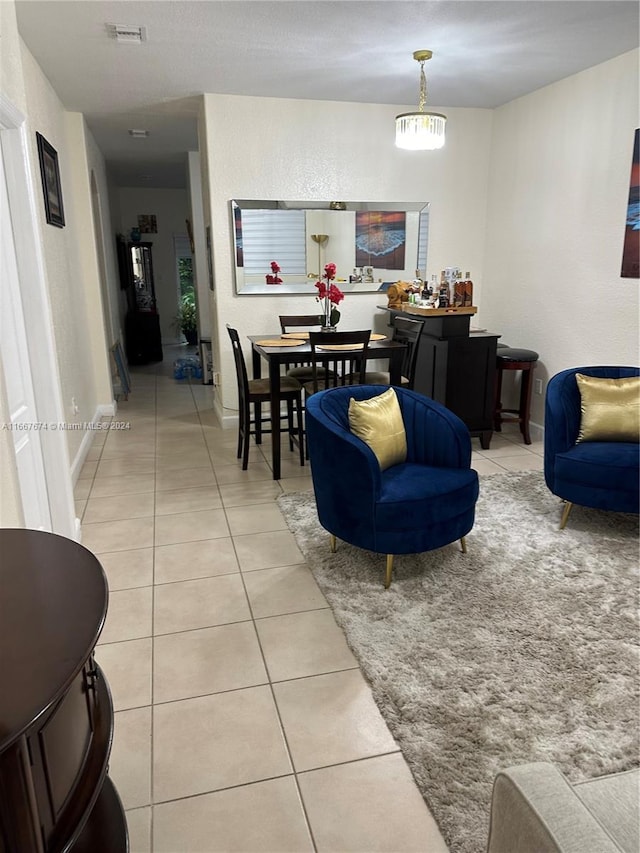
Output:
[
  {"xmin": 482, "ymin": 49, "xmax": 640, "ymax": 428},
  {"xmin": 202, "ymin": 94, "xmax": 494, "ymax": 421},
  {"xmin": 20, "ymin": 43, "xmax": 103, "ymax": 461}
]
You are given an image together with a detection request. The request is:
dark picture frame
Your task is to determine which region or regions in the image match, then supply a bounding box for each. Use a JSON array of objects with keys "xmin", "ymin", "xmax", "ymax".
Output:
[
  {"xmin": 621, "ymin": 128, "xmax": 639, "ymax": 279},
  {"xmin": 206, "ymin": 225, "xmax": 215, "ymax": 291},
  {"xmin": 36, "ymin": 132, "xmax": 65, "ymax": 228}
]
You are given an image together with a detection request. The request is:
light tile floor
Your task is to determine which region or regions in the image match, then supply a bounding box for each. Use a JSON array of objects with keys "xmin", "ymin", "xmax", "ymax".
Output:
[{"xmin": 75, "ymin": 351, "xmax": 544, "ymax": 853}]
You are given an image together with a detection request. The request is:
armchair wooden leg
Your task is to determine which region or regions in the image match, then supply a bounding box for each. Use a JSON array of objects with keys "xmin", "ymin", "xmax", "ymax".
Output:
[
  {"xmin": 559, "ymin": 501, "xmax": 573, "ymax": 530},
  {"xmin": 330, "ymin": 534, "xmax": 337, "ymax": 553},
  {"xmin": 460, "ymin": 536, "xmax": 467, "ymax": 554},
  {"xmin": 385, "ymin": 555, "xmax": 394, "ymax": 589}
]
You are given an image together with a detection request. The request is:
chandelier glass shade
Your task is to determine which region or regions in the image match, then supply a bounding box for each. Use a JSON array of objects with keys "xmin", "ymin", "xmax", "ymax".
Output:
[{"xmin": 395, "ymin": 50, "xmax": 447, "ymax": 151}]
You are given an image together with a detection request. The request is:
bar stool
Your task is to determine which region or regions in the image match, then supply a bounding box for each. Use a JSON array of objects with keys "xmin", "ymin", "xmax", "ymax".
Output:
[{"xmin": 494, "ymin": 348, "xmax": 539, "ymax": 444}]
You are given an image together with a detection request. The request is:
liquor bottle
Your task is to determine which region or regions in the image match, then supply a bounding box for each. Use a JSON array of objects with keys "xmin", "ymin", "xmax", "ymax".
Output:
[{"xmin": 464, "ymin": 271, "xmax": 473, "ymax": 306}]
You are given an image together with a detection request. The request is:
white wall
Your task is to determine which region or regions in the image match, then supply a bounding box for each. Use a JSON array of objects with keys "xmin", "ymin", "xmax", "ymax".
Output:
[
  {"xmin": 482, "ymin": 49, "xmax": 640, "ymax": 428},
  {"xmin": 202, "ymin": 94, "xmax": 494, "ymax": 423},
  {"xmin": 1, "ymin": 1, "xmax": 116, "ymax": 527},
  {"xmin": 187, "ymin": 150, "xmax": 211, "ymax": 338},
  {"xmin": 0, "ymin": 0, "xmax": 27, "ymax": 523},
  {"xmin": 115, "ymin": 187, "xmax": 191, "ymax": 344},
  {"xmin": 64, "ymin": 112, "xmax": 114, "ymax": 407},
  {"xmin": 85, "ymin": 124, "xmax": 124, "ymax": 351},
  {"xmin": 20, "ymin": 43, "xmax": 114, "ymax": 464}
]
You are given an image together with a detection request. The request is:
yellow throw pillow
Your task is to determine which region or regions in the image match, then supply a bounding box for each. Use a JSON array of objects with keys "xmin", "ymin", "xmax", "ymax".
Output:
[
  {"xmin": 576, "ymin": 373, "xmax": 640, "ymax": 442},
  {"xmin": 348, "ymin": 388, "xmax": 407, "ymax": 470}
]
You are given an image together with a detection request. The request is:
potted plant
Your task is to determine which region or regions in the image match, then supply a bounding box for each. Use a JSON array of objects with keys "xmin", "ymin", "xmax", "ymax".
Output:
[{"xmin": 176, "ymin": 295, "xmax": 198, "ymax": 345}]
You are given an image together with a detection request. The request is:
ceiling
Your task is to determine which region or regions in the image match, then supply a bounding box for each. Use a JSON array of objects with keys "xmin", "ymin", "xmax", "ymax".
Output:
[{"xmin": 15, "ymin": 0, "xmax": 639, "ymax": 188}]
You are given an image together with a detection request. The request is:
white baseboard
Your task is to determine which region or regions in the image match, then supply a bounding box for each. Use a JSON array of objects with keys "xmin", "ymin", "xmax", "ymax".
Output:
[
  {"xmin": 70, "ymin": 403, "xmax": 115, "ymax": 484},
  {"xmin": 529, "ymin": 420, "xmax": 544, "ymax": 443},
  {"xmin": 213, "ymin": 396, "xmax": 237, "ymax": 430},
  {"xmin": 98, "ymin": 400, "xmax": 117, "ymax": 416}
]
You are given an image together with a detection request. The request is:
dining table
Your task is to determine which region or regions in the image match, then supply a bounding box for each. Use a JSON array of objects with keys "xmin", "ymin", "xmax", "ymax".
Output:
[{"xmin": 249, "ymin": 332, "xmax": 407, "ymax": 480}]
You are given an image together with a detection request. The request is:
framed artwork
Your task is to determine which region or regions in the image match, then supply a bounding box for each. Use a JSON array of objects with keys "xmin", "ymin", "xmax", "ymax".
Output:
[
  {"xmin": 621, "ymin": 128, "xmax": 639, "ymax": 279},
  {"xmin": 36, "ymin": 132, "xmax": 65, "ymax": 228},
  {"xmin": 138, "ymin": 214, "xmax": 157, "ymax": 233},
  {"xmin": 355, "ymin": 211, "xmax": 406, "ymax": 270}
]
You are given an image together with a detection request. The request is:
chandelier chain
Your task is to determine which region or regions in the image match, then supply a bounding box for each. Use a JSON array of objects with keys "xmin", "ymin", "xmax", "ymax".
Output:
[{"xmin": 418, "ymin": 61, "xmax": 427, "ymax": 113}]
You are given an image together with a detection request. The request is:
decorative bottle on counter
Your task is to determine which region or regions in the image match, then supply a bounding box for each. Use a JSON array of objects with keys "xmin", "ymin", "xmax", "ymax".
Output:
[{"xmin": 463, "ymin": 271, "xmax": 473, "ymax": 306}]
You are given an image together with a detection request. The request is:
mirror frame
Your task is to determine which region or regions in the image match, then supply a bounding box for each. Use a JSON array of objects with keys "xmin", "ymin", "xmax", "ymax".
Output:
[{"xmin": 231, "ymin": 200, "xmax": 430, "ymax": 295}]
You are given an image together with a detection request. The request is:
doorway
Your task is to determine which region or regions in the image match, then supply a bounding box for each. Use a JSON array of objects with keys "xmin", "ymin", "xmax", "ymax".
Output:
[{"xmin": 0, "ymin": 93, "xmax": 76, "ymax": 538}]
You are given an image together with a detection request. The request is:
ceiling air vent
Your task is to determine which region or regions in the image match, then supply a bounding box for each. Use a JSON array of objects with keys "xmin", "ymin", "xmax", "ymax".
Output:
[
  {"xmin": 128, "ymin": 129, "xmax": 149, "ymax": 138},
  {"xmin": 108, "ymin": 24, "xmax": 147, "ymax": 44}
]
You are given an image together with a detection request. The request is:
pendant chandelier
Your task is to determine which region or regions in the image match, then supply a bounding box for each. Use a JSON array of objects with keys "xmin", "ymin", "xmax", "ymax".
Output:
[{"xmin": 395, "ymin": 50, "xmax": 446, "ymax": 150}]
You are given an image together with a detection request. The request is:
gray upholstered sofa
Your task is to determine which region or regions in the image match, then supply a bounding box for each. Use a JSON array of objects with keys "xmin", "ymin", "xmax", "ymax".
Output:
[{"xmin": 487, "ymin": 763, "xmax": 639, "ymax": 853}]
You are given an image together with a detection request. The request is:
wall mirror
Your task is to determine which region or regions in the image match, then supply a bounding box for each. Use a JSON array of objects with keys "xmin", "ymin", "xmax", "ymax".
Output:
[{"xmin": 231, "ymin": 200, "xmax": 430, "ymax": 295}]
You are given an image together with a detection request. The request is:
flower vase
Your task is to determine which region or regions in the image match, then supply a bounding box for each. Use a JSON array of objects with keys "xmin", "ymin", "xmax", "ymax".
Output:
[{"xmin": 321, "ymin": 300, "xmax": 335, "ymax": 332}]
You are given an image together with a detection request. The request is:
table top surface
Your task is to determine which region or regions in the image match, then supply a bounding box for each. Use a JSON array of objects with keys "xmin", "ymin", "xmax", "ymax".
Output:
[
  {"xmin": 249, "ymin": 334, "xmax": 405, "ymax": 356},
  {"xmin": 0, "ymin": 529, "xmax": 108, "ymax": 750}
]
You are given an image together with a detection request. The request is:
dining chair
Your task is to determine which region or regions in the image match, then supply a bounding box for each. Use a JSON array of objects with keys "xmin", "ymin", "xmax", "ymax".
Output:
[
  {"xmin": 348, "ymin": 316, "xmax": 424, "ymax": 389},
  {"xmin": 303, "ymin": 330, "xmax": 372, "ymax": 396},
  {"xmin": 278, "ymin": 314, "xmax": 336, "ymax": 383},
  {"xmin": 226, "ymin": 325, "xmax": 305, "ymax": 470}
]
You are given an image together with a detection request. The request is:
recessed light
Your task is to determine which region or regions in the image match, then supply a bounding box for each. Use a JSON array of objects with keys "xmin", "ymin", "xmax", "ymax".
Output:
[{"xmin": 128, "ymin": 129, "xmax": 149, "ymax": 138}]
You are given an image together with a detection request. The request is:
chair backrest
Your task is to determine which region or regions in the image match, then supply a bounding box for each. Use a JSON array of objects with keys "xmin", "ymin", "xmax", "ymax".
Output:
[
  {"xmin": 391, "ymin": 316, "xmax": 424, "ymax": 388},
  {"xmin": 279, "ymin": 314, "xmax": 325, "ymax": 334},
  {"xmin": 307, "ymin": 330, "xmax": 371, "ymax": 393},
  {"xmin": 226, "ymin": 325, "xmax": 250, "ymax": 413}
]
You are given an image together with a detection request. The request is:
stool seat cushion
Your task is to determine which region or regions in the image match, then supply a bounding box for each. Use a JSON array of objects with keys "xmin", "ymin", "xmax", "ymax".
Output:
[{"xmin": 497, "ymin": 348, "xmax": 539, "ymax": 362}]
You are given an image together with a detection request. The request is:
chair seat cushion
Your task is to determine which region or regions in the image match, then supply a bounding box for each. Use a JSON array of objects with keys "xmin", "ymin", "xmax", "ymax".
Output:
[
  {"xmin": 287, "ymin": 366, "xmax": 336, "ymax": 381},
  {"xmin": 249, "ymin": 376, "xmax": 302, "ymax": 396},
  {"xmin": 345, "ymin": 371, "xmax": 410, "ymax": 386},
  {"xmin": 303, "ymin": 378, "xmax": 359, "ymax": 395},
  {"xmin": 376, "ymin": 463, "xmax": 479, "ymax": 530},
  {"xmin": 497, "ymin": 348, "xmax": 539, "ymax": 362},
  {"xmin": 555, "ymin": 441, "xmax": 639, "ymax": 494}
]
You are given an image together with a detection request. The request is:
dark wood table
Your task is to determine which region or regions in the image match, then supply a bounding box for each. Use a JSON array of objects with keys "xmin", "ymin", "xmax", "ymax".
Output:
[
  {"xmin": 0, "ymin": 528, "xmax": 128, "ymax": 853},
  {"xmin": 250, "ymin": 334, "xmax": 407, "ymax": 480}
]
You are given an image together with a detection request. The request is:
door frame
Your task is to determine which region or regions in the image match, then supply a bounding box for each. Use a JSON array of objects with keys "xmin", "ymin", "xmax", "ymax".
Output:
[{"xmin": 0, "ymin": 92, "xmax": 77, "ymax": 540}]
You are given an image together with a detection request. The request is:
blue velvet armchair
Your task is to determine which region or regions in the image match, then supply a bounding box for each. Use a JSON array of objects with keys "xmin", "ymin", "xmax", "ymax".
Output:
[
  {"xmin": 544, "ymin": 366, "xmax": 640, "ymax": 528},
  {"xmin": 305, "ymin": 385, "xmax": 480, "ymax": 587}
]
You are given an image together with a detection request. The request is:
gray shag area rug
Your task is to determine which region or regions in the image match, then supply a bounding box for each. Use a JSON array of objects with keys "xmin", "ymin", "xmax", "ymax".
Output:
[{"xmin": 277, "ymin": 471, "xmax": 639, "ymax": 853}]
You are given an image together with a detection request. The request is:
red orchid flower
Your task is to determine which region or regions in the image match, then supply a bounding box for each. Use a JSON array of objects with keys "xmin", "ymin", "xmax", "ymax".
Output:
[
  {"xmin": 328, "ymin": 283, "xmax": 344, "ymax": 305},
  {"xmin": 323, "ymin": 262, "xmax": 337, "ymax": 281},
  {"xmin": 315, "ymin": 280, "xmax": 328, "ymax": 299},
  {"xmin": 270, "ymin": 261, "xmax": 281, "ymax": 273}
]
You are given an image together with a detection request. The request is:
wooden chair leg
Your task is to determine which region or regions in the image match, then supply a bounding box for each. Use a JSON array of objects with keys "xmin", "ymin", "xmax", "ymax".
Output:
[
  {"xmin": 519, "ymin": 366, "xmax": 534, "ymax": 445},
  {"xmin": 296, "ymin": 396, "xmax": 305, "ymax": 466},
  {"xmin": 241, "ymin": 401, "xmax": 251, "ymax": 470},
  {"xmin": 460, "ymin": 536, "xmax": 467, "ymax": 553},
  {"xmin": 286, "ymin": 399, "xmax": 295, "ymax": 451},
  {"xmin": 330, "ymin": 534, "xmax": 337, "ymax": 553},
  {"xmin": 254, "ymin": 402, "xmax": 262, "ymax": 444}
]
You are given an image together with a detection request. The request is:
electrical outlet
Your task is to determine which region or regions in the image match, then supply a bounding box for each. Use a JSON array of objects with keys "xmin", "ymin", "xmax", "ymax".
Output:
[
  {"xmin": 213, "ymin": 372, "xmax": 221, "ymax": 386},
  {"xmin": 534, "ymin": 379, "xmax": 543, "ymax": 395}
]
